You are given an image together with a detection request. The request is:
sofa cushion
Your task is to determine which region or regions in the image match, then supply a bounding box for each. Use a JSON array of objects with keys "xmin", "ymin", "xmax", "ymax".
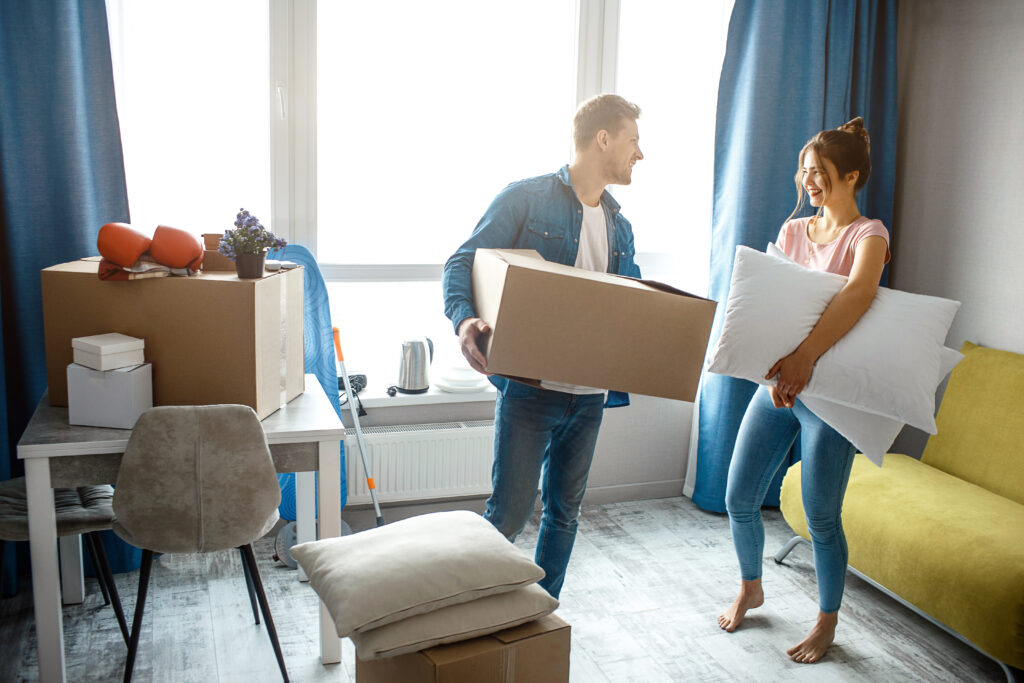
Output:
[
  {"xmin": 781, "ymin": 453, "xmax": 1024, "ymax": 668},
  {"xmin": 922, "ymin": 341, "xmax": 1024, "ymax": 504}
]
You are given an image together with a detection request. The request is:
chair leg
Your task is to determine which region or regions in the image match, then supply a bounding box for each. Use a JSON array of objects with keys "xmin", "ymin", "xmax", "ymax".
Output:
[
  {"xmin": 124, "ymin": 549, "xmax": 154, "ymax": 683},
  {"xmin": 239, "ymin": 546, "xmax": 261, "ymax": 624},
  {"xmin": 83, "ymin": 533, "xmax": 112, "ymax": 605},
  {"xmin": 239, "ymin": 544, "xmax": 289, "ymax": 682},
  {"xmin": 86, "ymin": 532, "xmax": 131, "ymax": 645}
]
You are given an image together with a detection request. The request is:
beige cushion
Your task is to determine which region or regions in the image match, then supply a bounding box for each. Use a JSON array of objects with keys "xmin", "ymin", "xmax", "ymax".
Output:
[
  {"xmin": 350, "ymin": 584, "xmax": 558, "ymax": 660},
  {"xmin": 291, "ymin": 510, "xmax": 545, "ymax": 636}
]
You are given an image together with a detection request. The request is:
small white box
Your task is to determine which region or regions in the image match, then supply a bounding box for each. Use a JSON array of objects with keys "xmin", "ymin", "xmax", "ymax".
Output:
[
  {"xmin": 71, "ymin": 333, "xmax": 145, "ymax": 371},
  {"xmin": 67, "ymin": 363, "xmax": 152, "ymax": 429}
]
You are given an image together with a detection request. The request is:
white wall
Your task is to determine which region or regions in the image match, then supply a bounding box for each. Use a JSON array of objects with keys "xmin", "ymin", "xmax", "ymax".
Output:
[{"xmin": 890, "ymin": 0, "xmax": 1024, "ymax": 457}]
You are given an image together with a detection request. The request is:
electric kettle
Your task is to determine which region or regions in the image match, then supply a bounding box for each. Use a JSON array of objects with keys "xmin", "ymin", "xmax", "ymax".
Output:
[{"xmin": 397, "ymin": 338, "xmax": 433, "ymax": 393}]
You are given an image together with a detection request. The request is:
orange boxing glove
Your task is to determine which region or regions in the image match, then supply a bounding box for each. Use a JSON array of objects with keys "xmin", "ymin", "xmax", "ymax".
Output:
[
  {"xmin": 149, "ymin": 225, "xmax": 204, "ymax": 271},
  {"xmin": 97, "ymin": 222, "xmax": 152, "ymax": 268}
]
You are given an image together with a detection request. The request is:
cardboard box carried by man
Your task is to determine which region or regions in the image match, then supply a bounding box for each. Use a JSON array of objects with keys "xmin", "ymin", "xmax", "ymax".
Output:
[{"xmin": 471, "ymin": 249, "xmax": 716, "ymax": 402}]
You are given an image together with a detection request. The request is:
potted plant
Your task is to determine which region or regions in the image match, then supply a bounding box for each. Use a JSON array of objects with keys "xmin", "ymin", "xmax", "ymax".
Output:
[{"xmin": 218, "ymin": 209, "xmax": 287, "ymax": 279}]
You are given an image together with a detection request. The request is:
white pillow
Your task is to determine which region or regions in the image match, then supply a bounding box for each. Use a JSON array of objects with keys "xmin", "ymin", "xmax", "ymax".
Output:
[
  {"xmin": 290, "ymin": 511, "xmax": 545, "ymax": 637},
  {"xmin": 350, "ymin": 584, "xmax": 558, "ymax": 660},
  {"xmin": 707, "ymin": 245, "xmax": 961, "ymax": 433},
  {"xmin": 801, "ymin": 346, "xmax": 963, "ymax": 465}
]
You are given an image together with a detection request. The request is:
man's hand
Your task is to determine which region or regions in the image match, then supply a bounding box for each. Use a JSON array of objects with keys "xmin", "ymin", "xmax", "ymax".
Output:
[{"xmin": 457, "ymin": 317, "xmax": 491, "ymax": 374}]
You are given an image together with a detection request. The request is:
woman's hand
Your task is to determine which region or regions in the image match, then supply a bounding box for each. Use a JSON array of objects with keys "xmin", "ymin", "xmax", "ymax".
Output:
[{"xmin": 766, "ymin": 350, "xmax": 815, "ymax": 408}]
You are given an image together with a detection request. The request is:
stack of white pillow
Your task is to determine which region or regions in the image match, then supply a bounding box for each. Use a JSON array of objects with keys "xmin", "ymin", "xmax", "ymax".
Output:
[
  {"xmin": 291, "ymin": 511, "xmax": 557, "ymax": 660},
  {"xmin": 708, "ymin": 244, "xmax": 963, "ymax": 464}
]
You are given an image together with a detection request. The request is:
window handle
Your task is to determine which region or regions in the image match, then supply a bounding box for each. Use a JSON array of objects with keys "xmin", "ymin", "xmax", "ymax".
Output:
[{"xmin": 276, "ymin": 83, "xmax": 287, "ymax": 120}]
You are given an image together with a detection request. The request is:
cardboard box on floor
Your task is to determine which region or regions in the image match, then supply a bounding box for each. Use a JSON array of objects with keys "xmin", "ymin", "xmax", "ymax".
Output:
[
  {"xmin": 41, "ymin": 258, "xmax": 304, "ymax": 419},
  {"xmin": 472, "ymin": 249, "xmax": 716, "ymax": 402},
  {"xmin": 356, "ymin": 614, "xmax": 570, "ymax": 683}
]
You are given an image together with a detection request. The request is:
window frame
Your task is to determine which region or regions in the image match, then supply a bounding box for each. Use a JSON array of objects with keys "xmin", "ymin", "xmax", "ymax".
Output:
[{"xmin": 270, "ymin": 0, "xmax": 623, "ymax": 282}]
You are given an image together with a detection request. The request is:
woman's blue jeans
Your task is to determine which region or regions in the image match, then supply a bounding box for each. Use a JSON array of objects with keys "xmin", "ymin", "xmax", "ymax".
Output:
[
  {"xmin": 485, "ymin": 381, "xmax": 605, "ymax": 598},
  {"xmin": 725, "ymin": 386, "xmax": 856, "ymax": 613}
]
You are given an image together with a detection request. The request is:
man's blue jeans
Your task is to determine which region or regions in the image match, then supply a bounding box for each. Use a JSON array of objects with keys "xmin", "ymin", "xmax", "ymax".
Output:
[
  {"xmin": 485, "ymin": 381, "xmax": 605, "ymax": 598},
  {"xmin": 725, "ymin": 386, "xmax": 856, "ymax": 613}
]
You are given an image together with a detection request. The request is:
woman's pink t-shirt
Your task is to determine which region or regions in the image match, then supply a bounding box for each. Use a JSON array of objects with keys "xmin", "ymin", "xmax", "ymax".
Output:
[{"xmin": 776, "ymin": 216, "xmax": 890, "ymax": 276}]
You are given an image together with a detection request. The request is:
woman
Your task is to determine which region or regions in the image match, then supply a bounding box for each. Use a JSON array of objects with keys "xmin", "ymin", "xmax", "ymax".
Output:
[{"xmin": 717, "ymin": 117, "xmax": 890, "ymax": 663}]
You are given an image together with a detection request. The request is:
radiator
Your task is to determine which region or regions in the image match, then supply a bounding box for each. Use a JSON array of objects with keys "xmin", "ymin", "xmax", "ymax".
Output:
[{"xmin": 345, "ymin": 420, "xmax": 495, "ymax": 504}]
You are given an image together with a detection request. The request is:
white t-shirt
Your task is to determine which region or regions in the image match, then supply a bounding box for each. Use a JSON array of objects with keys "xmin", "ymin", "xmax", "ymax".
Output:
[{"xmin": 541, "ymin": 201, "xmax": 609, "ymax": 396}]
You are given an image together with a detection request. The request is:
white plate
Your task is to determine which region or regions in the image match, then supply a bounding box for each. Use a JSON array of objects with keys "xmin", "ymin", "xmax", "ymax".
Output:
[
  {"xmin": 433, "ymin": 379, "xmax": 490, "ymax": 393},
  {"xmin": 436, "ymin": 373, "xmax": 488, "ymax": 386}
]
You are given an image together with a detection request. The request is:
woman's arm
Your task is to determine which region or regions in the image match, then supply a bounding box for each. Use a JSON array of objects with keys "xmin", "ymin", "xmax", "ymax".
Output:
[{"xmin": 767, "ymin": 235, "xmax": 889, "ymax": 408}]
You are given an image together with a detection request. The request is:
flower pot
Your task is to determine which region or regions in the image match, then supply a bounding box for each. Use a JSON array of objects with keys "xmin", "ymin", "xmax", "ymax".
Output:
[{"xmin": 235, "ymin": 251, "xmax": 266, "ymax": 279}]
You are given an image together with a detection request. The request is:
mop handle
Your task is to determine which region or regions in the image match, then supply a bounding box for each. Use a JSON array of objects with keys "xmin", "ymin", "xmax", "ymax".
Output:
[{"xmin": 333, "ymin": 328, "xmax": 385, "ymax": 527}]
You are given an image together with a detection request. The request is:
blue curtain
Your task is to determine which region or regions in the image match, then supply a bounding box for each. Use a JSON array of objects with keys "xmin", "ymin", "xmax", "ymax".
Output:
[
  {"xmin": 0, "ymin": 0, "xmax": 135, "ymax": 593},
  {"xmin": 691, "ymin": 0, "xmax": 898, "ymax": 513},
  {"xmin": 268, "ymin": 244, "xmax": 348, "ymax": 520}
]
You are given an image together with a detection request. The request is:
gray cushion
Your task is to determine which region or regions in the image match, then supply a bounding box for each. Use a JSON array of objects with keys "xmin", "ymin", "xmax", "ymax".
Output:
[
  {"xmin": 112, "ymin": 405, "xmax": 280, "ymax": 554},
  {"xmin": 0, "ymin": 477, "xmax": 114, "ymax": 541},
  {"xmin": 350, "ymin": 584, "xmax": 558, "ymax": 660},
  {"xmin": 291, "ymin": 510, "xmax": 546, "ymax": 637}
]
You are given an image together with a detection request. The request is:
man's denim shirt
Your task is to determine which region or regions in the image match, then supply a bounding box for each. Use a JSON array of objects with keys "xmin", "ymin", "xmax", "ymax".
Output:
[{"xmin": 442, "ymin": 165, "xmax": 641, "ymax": 408}]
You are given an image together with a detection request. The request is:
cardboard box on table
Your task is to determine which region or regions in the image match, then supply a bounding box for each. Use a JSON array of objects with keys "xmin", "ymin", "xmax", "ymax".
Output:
[
  {"xmin": 71, "ymin": 332, "xmax": 145, "ymax": 370},
  {"xmin": 67, "ymin": 363, "xmax": 153, "ymax": 429},
  {"xmin": 471, "ymin": 249, "xmax": 717, "ymax": 402},
  {"xmin": 201, "ymin": 249, "xmax": 236, "ymax": 272},
  {"xmin": 356, "ymin": 614, "xmax": 571, "ymax": 683},
  {"xmin": 42, "ymin": 258, "xmax": 304, "ymax": 419}
]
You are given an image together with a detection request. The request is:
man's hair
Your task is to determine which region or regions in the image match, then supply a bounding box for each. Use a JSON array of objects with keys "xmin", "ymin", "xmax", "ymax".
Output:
[{"xmin": 573, "ymin": 94, "xmax": 641, "ymax": 151}]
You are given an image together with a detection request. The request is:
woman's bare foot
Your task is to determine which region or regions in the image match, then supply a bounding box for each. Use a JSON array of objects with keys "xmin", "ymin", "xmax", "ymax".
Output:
[
  {"xmin": 787, "ymin": 610, "xmax": 838, "ymax": 663},
  {"xmin": 717, "ymin": 579, "xmax": 764, "ymax": 632}
]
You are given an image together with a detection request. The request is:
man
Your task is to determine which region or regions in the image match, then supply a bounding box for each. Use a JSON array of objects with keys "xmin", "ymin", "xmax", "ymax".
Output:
[{"xmin": 441, "ymin": 94, "xmax": 644, "ymax": 598}]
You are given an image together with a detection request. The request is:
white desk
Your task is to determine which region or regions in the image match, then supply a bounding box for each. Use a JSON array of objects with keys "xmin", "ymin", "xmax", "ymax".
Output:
[{"xmin": 17, "ymin": 376, "xmax": 344, "ymax": 682}]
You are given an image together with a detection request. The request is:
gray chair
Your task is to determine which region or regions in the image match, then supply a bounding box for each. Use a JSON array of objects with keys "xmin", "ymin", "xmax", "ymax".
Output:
[
  {"xmin": 111, "ymin": 405, "xmax": 288, "ymax": 682},
  {"xmin": 0, "ymin": 477, "xmax": 130, "ymax": 643}
]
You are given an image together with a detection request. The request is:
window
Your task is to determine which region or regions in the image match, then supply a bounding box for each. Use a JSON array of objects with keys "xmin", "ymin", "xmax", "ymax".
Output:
[
  {"xmin": 316, "ymin": 1, "xmax": 577, "ymax": 266},
  {"xmin": 613, "ymin": 1, "xmax": 732, "ymax": 293},
  {"xmin": 106, "ymin": 1, "xmax": 271, "ymax": 234},
  {"xmin": 106, "ymin": 1, "xmax": 733, "ymax": 386}
]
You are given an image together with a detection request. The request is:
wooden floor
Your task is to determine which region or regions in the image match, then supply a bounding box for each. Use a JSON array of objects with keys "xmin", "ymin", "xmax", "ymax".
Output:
[{"xmin": 0, "ymin": 497, "xmax": 1010, "ymax": 682}]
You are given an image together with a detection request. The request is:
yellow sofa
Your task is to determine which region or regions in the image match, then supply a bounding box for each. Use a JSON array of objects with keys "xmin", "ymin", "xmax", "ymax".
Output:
[{"xmin": 777, "ymin": 341, "xmax": 1024, "ymax": 677}]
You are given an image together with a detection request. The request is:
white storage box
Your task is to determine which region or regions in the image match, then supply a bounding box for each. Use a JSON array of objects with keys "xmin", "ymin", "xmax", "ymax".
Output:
[
  {"xmin": 71, "ymin": 333, "xmax": 145, "ymax": 371},
  {"xmin": 67, "ymin": 363, "xmax": 153, "ymax": 429}
]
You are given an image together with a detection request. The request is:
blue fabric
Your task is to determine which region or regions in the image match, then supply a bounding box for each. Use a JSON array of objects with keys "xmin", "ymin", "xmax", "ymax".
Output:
[
  {"xmin": 726, "ymin": 387, "xmax": 856, "ymax": 612},
  {"xmin": 691, "ymin": 0, "xmax": 898, "ymax": 513},
  {"xmin": 485, "ymin": 381, "xmax": 605, "ymax": 598},
  {"xmin": 268, "ymin": 245, "xmax": 347, "ymax": 520},
  {"xmin": 442, "ymin": 164, "xmax": 641, "ymax": 409},
  {"xmin": 0, "ymin": 0, "xmax": 136, "ymax": 593}
]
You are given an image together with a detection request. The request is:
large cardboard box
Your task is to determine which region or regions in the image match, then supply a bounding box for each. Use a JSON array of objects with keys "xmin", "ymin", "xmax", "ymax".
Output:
[
  {"xmin": 356, "ymin": 614, "xmax": 570, "ymax": 683},
  {"xmin": 472, "ymin": 249, "xmax": 716, "ymax": 402},
  {"xmin": 42, "ymin": 258, "xmax": 304, "ymax": 419}
]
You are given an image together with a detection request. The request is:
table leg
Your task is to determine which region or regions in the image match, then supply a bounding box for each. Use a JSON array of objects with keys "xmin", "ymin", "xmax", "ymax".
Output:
[
  {"xmin": 59, "ymin": 536, "xmax": 84, "ymax": 605},
  {"xmin": 317, "ymin": 439, "xmax": 342, "ymax": 665},
  {"xmin": 25, "ymin": 458, "xmax": 66, "ymax": 683},
  {"xmin": 294, "ymin": 471, "xmax": 316, "ymax": 583}
]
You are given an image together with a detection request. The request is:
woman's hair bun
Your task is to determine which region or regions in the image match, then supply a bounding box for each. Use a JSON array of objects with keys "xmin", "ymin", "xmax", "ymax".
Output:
[{"xmin": 837, "ymin": 116, "xmax": 870, "ymax": 149}]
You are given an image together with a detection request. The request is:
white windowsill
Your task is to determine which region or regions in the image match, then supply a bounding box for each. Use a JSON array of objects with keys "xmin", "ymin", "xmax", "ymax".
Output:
[{"xmin": 356, "ymin": 383, "xmax": 496, "ymax": 410}]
